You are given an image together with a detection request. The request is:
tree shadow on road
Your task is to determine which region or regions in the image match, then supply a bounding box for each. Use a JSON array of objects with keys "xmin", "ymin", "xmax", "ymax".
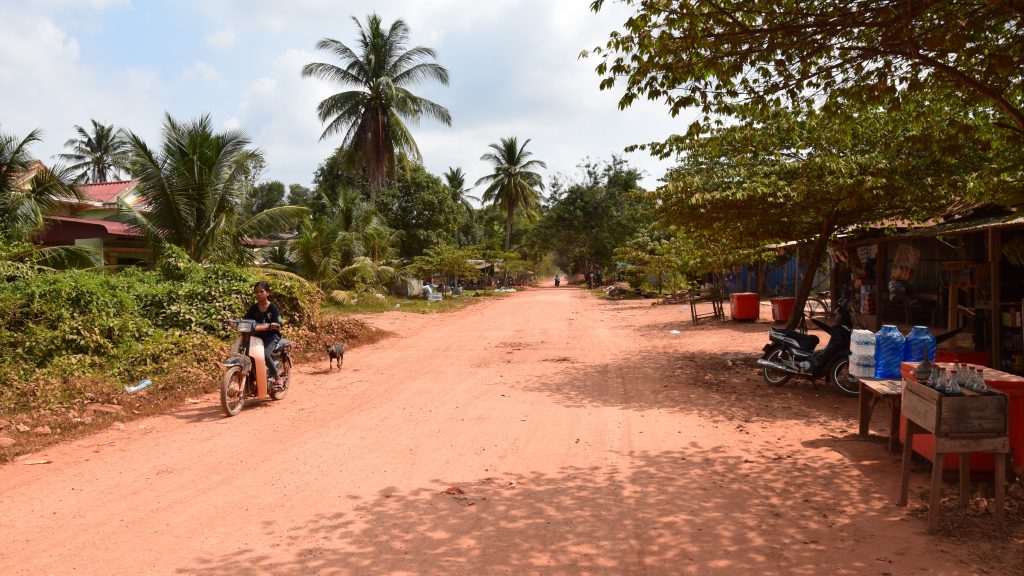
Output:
[
  {"xmin": 182, "ymin": 445, "xmax": 968, "ymax": 576},
  {"xmin": 515, "ymin": 348, "xmax": 856, "ymax": 432}
]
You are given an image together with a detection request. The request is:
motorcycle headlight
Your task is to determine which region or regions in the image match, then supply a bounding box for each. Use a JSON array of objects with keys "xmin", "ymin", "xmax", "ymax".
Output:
[{"xmin": 237, "ymin": 321, "xmax": 253, "ymax": 333}]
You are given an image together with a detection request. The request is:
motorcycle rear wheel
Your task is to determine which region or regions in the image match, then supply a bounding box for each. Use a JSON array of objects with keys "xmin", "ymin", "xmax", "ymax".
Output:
[
  {"xmin": 761, "ymin": 348, "xmax": 793, "ymax": 386},
  {"xmin": 221, "ymin": 366, "xmax": 246, "ymax": 416},
  {"xmin": 828, "ymin": 357, "xmax": 858, "ymax": 397}
]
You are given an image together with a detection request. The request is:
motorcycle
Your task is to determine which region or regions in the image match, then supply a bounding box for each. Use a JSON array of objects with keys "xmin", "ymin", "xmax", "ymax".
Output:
[
  {"xmin": 221, "ymin": 318, "xmax": 293, "ymax": 416},
  {"xmin": 554, "ymin": 276, "xmax": 560, "ymax": 287},
  {"xmin": 756, "ymin": 295, "xmax": 858, "ymax": 396}
]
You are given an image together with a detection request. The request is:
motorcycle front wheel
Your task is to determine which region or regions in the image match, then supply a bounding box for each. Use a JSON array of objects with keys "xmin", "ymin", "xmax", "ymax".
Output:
[
  {"xmin": 828, "ymin": 357, "xmax": 858, "ymax": 397},
  {"xmin": 221, "ymin": 366, "xmax": 246, "ymax": 416},
  {"xmin": 761, "ymin": 348, "xmax": 793, "ymax": 386}
]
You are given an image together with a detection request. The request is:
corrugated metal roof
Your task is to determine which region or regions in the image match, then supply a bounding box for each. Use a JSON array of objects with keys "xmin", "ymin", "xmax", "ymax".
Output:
[
  {"xmin": 46, "ymin": 216, "xmax": 141, "ymax": 237},
  {"xmin": 900, "ymin": 212, "xmax": 1024, "ymax": 237},
  {"xmin": 76, "ymin": 180, "xmax": 137, "ymax": 204}
]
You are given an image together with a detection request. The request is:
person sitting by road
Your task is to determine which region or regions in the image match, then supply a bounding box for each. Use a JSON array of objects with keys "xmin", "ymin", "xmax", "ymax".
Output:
[{"xmin": 244, "ymin": 280, "xmax": 283, "ymax": 391}]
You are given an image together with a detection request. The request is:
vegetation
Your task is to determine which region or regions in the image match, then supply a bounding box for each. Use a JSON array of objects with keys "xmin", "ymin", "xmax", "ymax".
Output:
[
  {"xmin": 118, "ymin": 113, "xmax": 308, "ymax": 264},
  {"xmin": 302, "ymin": 14, "xmax": 452, "ymax": 205},
  {"xmin": 0, "ymin": 245, "xmax": 322, "ymax": 412},
  {"xmin": 651, "ymin": 99, "xmax": 996, "ymax": 328},
  {"xmin": 587, "ymin": 0, "xmax": 1024, "ymax": 137},
  {"xmin": 533, "ymin": 157, "xmax": 651, "ymax": 277},
  {"xmin": 476, "ymin": 137, "xmax": 547, "ymax": 250},
  {"xmin": 58, "ymin": 119, "xmax": 131, "ymax": 184},
  {"xmin": 410, "ymin": 244, "xmax": 482, "ymax": 292}
]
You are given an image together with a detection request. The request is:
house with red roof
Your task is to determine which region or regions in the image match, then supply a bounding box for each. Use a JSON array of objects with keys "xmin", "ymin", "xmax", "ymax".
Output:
[
  {"xmin": 33, "ymin": 175, "xmax": 150, "ymax": 266},
  {"xmin": 32, "ymin": 168, "xmax": 279, "ymax": 266}
]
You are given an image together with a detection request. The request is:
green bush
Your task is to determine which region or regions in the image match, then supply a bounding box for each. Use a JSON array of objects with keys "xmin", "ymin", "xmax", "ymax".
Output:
[{"xmin": 0, "ymin": 248, "xmax": 326, "ymax": 414}]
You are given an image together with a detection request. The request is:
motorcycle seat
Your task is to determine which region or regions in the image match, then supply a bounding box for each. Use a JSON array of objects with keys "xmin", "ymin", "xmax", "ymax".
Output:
[{"xmin": 769, "ymin": 328, "xmax": 819, "ymax": 351}]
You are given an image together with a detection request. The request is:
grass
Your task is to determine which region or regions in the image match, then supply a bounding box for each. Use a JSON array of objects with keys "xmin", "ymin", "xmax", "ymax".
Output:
[{"xmin": 322, "ymin": 289, "xmax": 517, "ymax": 314}]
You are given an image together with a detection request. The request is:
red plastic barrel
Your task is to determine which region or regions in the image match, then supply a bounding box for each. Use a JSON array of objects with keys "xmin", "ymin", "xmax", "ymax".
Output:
[
  {"xmin": 730, "ymin": 292, "xmax": 759, "ymax": 321},
  {"xmin": 770, "ymin": 297, "xmax": 796, "ymax": 322}
]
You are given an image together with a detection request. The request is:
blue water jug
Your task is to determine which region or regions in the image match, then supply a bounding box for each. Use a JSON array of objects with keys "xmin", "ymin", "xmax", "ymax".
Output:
[
  {"xmin": 903, "ymin": 326, "xmax": 936, "ymax": 362},
  {"xmin": 874, "ymin": 325, "xmax": 905, "ymax": 379}
]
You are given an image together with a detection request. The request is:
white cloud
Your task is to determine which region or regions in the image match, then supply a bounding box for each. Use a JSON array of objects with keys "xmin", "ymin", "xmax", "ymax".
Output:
[
  {"xmin": 182, "ymin": 61, "xmax": 223, "ymax": 83},
  {"xmin": 206, "ymin": 28, "xmax": 238, "ymax": 48},
  {"xmin": 4, "ymin": 1, "xmax": 681, "ymax": 190}
]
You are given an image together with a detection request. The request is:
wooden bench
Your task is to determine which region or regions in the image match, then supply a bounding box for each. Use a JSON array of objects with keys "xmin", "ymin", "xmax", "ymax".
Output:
[{"xmin": 857, "ymin": 378, "xmax": 903, "ymax": 453}]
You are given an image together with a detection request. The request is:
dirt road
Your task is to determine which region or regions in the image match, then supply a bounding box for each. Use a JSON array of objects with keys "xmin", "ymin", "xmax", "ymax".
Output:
[{"xmin": 0, "ymin": 284, "xmax": 1019, "ymax": 575}]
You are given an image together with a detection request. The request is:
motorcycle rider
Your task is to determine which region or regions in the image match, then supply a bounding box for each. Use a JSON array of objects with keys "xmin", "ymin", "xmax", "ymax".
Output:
[
  {"xmin": 554, "ymin": 274, "xmax": 560, "ymax": 287},
  {"xmin": 244, "ymin": 280, "xmax": 283, "ymax": 391}
]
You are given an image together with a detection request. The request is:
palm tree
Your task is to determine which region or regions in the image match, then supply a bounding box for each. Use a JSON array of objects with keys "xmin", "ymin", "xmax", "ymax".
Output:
[
  {"xmin": 58, "ymin": 119, "xmax": 131, "ymax": 183},
  {"xmin": 476, "ymin": 137, "xmax": 546, "ymax": 250},
  {"xmin": 443, "ymin": 167, "xmax": 479, "ymax": 247},
  {"xmin": 302, "ymin": 14, "xmax": 452, "ymax": 205},
  {"xmin": 118, "ymin": 113, "xmax": 308, "ymax": 264},
  {"xmin": 290, "ymin": 186, "xmax": 399, "ymax": 290},
  {"xmin": 1, "ymin": 128, "xmax": 98, "ymax": 267}
]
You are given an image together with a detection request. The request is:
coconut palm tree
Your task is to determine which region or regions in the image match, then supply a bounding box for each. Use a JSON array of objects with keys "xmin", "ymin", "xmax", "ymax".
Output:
[
  {"xmin": 290, "ymin": 186, "xmax": 399, "ymax": 290},
  {"xmin": 476, "ymin": 137, "xmax": 546, "ymax": 250},
  {"xmin": 1, "ymin": 128, "xmax": 98, "ymax": 267},
  {"xmin": 58, "ymin": 119, "xmax": 131, "ymax": 183},
  {"xmin": 118, "ymin": 113, "xmax": 308, "ymax": 264},
  {"xmin": 301, "ymin": 14, "xmax": 452, "ymax": 205},
  {"xmin": 443, "ymin": 167, "xmax": 479, "ymax": 247}
]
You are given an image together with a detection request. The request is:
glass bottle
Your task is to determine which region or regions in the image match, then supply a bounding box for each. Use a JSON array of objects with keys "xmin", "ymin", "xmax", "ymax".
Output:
[{"xmin": 946, "ymin": 369, "xmax": 961, "ymax": 394}]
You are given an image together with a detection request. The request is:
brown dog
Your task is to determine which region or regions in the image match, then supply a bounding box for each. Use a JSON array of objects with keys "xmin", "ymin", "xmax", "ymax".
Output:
[{"xmin": 327, "ymin": 343, "xmax": 346, "ymax": 370}]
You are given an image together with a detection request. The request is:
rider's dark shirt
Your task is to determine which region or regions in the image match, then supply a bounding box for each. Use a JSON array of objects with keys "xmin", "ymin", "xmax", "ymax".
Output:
[{"xmin": 244, "ymin": 302, "xmax": 281, "ymax": 336}]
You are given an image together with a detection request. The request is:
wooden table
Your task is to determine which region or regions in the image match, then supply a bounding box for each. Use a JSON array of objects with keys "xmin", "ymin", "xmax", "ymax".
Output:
[{"xmin": 857, "ymin": 377, "xmax": 903, "ymax": 452}]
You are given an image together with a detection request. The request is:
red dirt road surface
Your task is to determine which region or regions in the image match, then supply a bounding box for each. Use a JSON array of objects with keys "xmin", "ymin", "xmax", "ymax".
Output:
[{"xmin": 1, "ymin": 283, "xmax": 1020, "ymax": 575}]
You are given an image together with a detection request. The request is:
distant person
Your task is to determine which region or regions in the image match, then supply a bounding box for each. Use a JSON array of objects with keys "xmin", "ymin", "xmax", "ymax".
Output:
[{"xmin": 554, "ymin": 274, "xmax": 560, "ymax": 287}]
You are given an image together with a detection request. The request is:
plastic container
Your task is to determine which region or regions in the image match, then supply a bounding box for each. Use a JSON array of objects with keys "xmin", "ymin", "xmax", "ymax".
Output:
[
  {"xmin": 730, "ymin": 292, "xmax": 759, "ymax": 321},
  {"xmin": 903, "ymin": 326, "xmax": 936, "ymax": 361},
  {"xmin": 874, "ymin": 325, "xmax": 904, "ymax": 379},
  {"xmin": 770, "ymin": 297, "xmax": 796, "ymax": 322}
]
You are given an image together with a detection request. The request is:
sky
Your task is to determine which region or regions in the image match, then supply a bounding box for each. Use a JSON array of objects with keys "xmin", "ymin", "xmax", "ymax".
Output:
[{"xmin": 0, "ymin": 0, "xmax": 690, "ymax": 196}]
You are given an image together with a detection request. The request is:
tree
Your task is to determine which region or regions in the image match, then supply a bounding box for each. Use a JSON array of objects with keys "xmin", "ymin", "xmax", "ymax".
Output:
[
  {"xmin": 287, "ymin": 184, "xmax": 315, "ymax": 208},
  {"xmin": 302, "ymin": 14, "xmax": 452, "ymax": 205},
  {"xmin": 652, "ymin": 99, "xmax": 996, "ymax": 329},
  {"xmin": 476, "ymin": 137, "xmax": 547, "ymax": 251},
  {"xmin": 118, "ymin": 113, "xmax": 308, "ymax": 263},
  {"xmin": 587, "ymin": 0, "xmax": 1024, "ymax": 137},
  {"xmin": 409, "ymin": 243, "xmax": 481, "ymax": 293},
  {"xmin": 535, "ymin": 157, "xmax": 650, "ymax": 276},
  {"xmin": 290, "ymin": 185, "xmax": 397, "ymax": 290},
  {"xmin": 243, "ymin": 180, "xmax": 286, "ymax": 216},
  {"xmin": 58, "ymin": 119, "xmax": 131, "ymax": 183},
  {"xmin": 1, "ymin": 129, "xmax": 98, "ymax": 267},
  {"xmin": 443, "ymin": 167, "xmax": 479, "ymax": 246},
  {"xmin": 376, "ymin": 163, "xmax": 463, "ymax": 258}
]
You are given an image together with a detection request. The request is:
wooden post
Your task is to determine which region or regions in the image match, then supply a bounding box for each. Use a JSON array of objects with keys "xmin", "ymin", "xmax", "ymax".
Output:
[{"xmin": 990, "ymin": 227, "xmax": 1002, "ymax": 369}]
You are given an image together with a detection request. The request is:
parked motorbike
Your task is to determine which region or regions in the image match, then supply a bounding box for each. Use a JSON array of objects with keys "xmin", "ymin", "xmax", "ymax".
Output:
[
  {"xmin": 757, "ymin": 295, "xmax": 858, "ymax": 396},
  {"xmin": 221, "ymin": 318, "xmax": 293, "ymax": 416}
]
